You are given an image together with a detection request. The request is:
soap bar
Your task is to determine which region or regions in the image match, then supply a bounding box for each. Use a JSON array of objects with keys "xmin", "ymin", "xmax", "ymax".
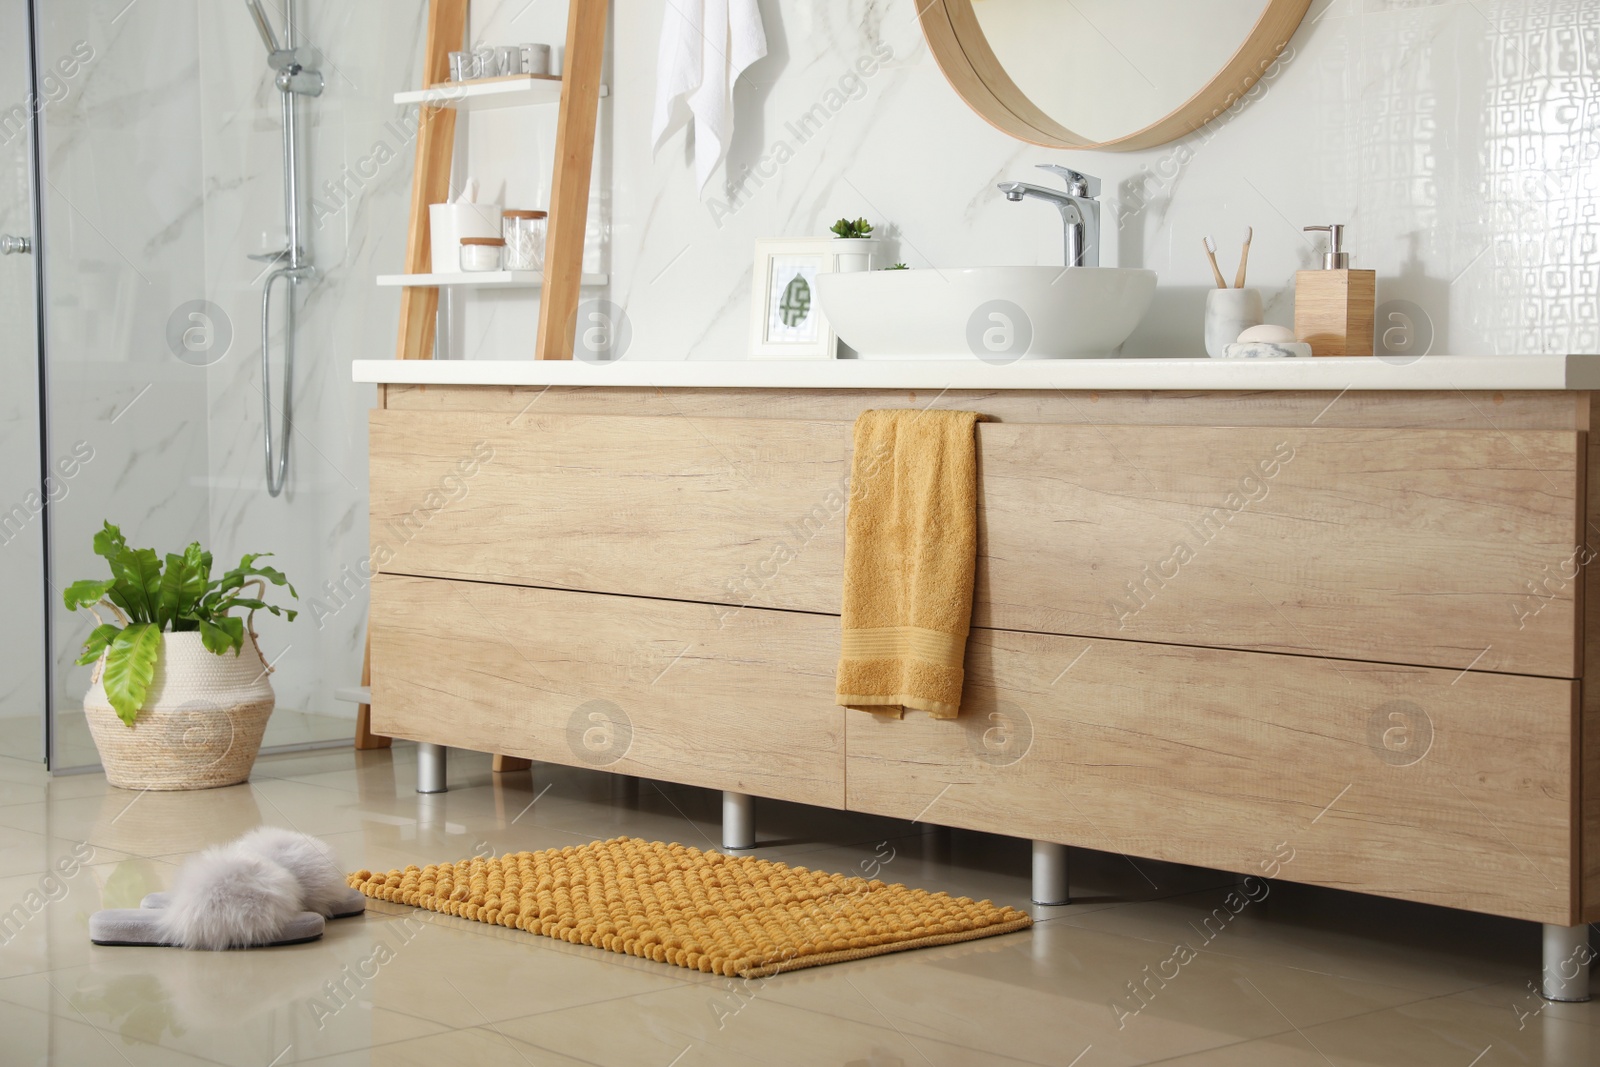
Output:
[
  {"xmin": 1237, "ymin": 324, "xmax": 1295, "ymax": 344},
  {"xmin": 1217, "ymin": 341, "xmax": 1313, "ymax": 360}
]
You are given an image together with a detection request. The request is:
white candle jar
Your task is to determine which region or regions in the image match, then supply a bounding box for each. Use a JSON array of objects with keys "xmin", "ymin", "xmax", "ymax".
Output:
[{"xmin": 460, "ymin": 237, "xmax": 504, "ymax": 272}]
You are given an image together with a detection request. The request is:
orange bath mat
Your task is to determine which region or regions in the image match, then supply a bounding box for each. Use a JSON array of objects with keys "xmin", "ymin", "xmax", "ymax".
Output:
[{"xmin": 348, "ymin": 836, "xmax": 1031, "ymax": 978}]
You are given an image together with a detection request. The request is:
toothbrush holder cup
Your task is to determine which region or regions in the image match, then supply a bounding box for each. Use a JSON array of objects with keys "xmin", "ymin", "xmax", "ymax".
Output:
[{"xmin": 1204, "ymin": 288, "xmax": 1264, "ymax": 358}]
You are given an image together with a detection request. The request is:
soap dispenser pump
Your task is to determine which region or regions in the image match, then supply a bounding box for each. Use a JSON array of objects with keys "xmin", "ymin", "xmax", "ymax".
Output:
[{"xmin": 1295, "ymin": 224, "xmax": 1376, "ymax": 357}]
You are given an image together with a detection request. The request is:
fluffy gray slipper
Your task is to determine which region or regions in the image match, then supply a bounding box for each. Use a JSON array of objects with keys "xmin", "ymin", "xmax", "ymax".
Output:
[
  {"xmin": 92, "ymin": 847, "xmax": 324, "ymax": 949},
  {"xmin": 142, "ymin": 827, "xmax": 365, "ymax": 919}
]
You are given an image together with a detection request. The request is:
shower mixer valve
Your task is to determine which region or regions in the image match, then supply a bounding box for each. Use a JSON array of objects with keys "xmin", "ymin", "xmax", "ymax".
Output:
[
  {"xmin": 274, "ymin": 60, "xmax": 324, "ymax": 98},
  {"xmin": 246, "ymin": 0, "xmax": 323, "ymax": 96}
]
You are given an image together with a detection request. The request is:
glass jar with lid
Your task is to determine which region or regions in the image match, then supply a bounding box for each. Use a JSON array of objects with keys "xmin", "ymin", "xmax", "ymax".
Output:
[
  {"xmin": 460, "ymin": 236, "xmax": 505, "ymax": 272},
  {"xmin": 502, "ymin": 209, "xmax": 547, "ymax": 271}
]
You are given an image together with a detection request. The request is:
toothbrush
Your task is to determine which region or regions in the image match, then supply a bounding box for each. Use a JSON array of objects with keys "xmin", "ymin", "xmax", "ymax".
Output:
[
  {"xmin": 1202, "ymin": 237, "xmax": 1227, "ymax": 289},
  {"xmin": 1233, "ymin": 226, "xmax": 1253, "ymax": 289}
]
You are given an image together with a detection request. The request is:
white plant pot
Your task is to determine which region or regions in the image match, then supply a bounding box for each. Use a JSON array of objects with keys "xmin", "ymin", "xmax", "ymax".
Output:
[
  {"xmin": 833, "ymin": 237, "xmax": 880, "ymax": 274},
  {"xmin": 83, "ymin": 632, "xmax": 276, "ymax": 791}
]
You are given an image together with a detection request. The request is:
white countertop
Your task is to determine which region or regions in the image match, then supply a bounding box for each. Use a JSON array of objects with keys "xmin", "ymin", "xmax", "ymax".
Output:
[{"xmin": 353, "ymin": 354, "xmax": 1600, "ymax": 392}]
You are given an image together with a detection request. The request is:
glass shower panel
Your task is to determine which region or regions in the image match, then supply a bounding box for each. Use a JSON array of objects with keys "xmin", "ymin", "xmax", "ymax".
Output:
[
  {"xmin": 0, "ymin": 0, "xmax": 47, "ymax": 765},
  {"xmin": 0, "ymin": 0, "xmax": 438, "ymax": 771},
  {"xmin": 35, "ymin": 2, "xmax": 213, "ymax": 770}
]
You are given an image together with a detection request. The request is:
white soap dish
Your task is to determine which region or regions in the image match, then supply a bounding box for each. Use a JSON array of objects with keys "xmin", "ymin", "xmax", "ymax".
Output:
[{"xmin": 1216, "ymin": 341, "xmax": 1313, "ymax": 360}]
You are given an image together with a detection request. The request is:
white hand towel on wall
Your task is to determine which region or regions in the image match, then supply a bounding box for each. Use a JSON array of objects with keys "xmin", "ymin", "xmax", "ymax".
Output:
[{"xmin": 651, "ymin": 0, "xmax": 768, "ymax": 194}]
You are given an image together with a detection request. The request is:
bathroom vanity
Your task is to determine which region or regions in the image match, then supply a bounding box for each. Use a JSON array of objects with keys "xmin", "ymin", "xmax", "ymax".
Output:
[{"xmin": 354, "ymin": 354, "xmax": 1600, "ymax": 999}]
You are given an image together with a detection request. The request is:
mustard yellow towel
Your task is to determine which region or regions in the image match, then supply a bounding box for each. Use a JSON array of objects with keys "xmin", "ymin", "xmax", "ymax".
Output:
[{"xmin": 836, "ymin": 409, "xmax": 984, "ymax": 720}]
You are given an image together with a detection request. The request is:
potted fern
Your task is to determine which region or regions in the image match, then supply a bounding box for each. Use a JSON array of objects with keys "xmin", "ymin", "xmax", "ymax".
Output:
[
  {"xmin": 829, "ymin": 217, "xmax": 881, "ymax": 273},
  {"xmin": 64, "ymin": 522, "xmax": 298, "ymax": 791}
]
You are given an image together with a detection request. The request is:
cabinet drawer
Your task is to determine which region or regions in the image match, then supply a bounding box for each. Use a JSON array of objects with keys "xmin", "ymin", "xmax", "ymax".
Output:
[
  {"xmin": 976, "ymin": 422, "xmax": 1582, "ymax": 678},
  {"xmin": 370, "ymin": 410, "xmax": 851, "ymax": 613},
  {"xmin": 370, "ymin": 575, "xmax": 844, "ymax": 808},
  {"xmin": 371, "ymin": 411, "xmax": 1581, "ymax": 675},
  {"xmin": 847, "ymin": 628, "xmax": 1579, "ymax": 924}
]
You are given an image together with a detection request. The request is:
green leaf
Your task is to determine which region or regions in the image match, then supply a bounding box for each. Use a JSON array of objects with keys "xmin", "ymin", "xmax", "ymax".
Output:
[
  {"xmin": 104, "ymin": 584, "xmax": 139, "ymax": 623},
  {"xmin": 102, "ymin": 624, "xmax": 161, "ymax": 726},
  {"xmin": 156, "ymin": 545, "xmax": 209, "ymax": 629},
  {"xmin": 156, "ymin": 555, "xmax": 183, "ymax": 629},
  {"xmin": 202, "ymin": 553, "xmax": 299, "ymax": 619},
  {"xmin": 185, "ymin": 543, "xmax": 214, "ymax": 598},
  {"xmin": 108, "ymin": 547, "xmax": 162, "ymax": 624},
  {"xmin": 211, "ymin": 597, "xmax": 270, "ymax": 612},
  {"xmin": 198, "ymin": 617, "xmax": 245, "ymax": 656},
  {"xmin": 75, "ymin": 623, "xmax": 122, "ymax": 666},
  {"xmin": 63, "ymin": 578, "xmax": 117, "ymax": 611},
  {"xmin": 203, "ymin": 554, "xmax": 261, "ymax": 602},
  {"xmin": 831, "ymin": 216, "xmax": 873, "ymax": 238},
  {"xmin": 92, "ymin": 522, "xmax": 128, "ymax": 561},
  {"xmin": 208, "ymin": 597, "xmax": 300, "ymax": 625}
]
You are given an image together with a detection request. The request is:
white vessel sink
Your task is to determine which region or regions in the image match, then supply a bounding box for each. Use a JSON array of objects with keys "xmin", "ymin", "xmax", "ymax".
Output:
[{"xmin": 816, "ymin": 266, "xmax": 1157, "ymax": 360}]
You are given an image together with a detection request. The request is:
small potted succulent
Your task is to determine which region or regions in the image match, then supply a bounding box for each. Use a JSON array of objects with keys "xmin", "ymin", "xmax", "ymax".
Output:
[
  {"xmin": 64, "ymin": 522, "xmax": 298, "ymax": 791},
  {"xmin": 829, "ymin": 217, "xmax": 881, "ymax": 273}
]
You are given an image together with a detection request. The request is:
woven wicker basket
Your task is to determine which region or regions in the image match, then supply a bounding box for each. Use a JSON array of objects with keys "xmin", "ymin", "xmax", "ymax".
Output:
[{"xmin": 83, "ymin": 631, "xmax": 276, "ymax": 791}]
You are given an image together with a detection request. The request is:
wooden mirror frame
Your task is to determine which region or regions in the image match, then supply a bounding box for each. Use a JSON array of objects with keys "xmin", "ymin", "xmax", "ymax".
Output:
[{"xmin": 919, "ymin": 0, "xmax": 1312, "ymax": 151}]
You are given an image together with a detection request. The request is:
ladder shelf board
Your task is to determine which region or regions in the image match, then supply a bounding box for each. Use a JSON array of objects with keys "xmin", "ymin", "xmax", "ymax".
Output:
[
  {"xmin": 377, "ymin": 270, "xmax": 608, "ymax": 288},
  {"xmin": 394, "ymin": 75, "xmax": 609, "ymax": 111}
]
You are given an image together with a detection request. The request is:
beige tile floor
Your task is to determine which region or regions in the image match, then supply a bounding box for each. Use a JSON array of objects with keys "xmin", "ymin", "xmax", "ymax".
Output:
[{"xmin": 0, "ymin": 744, "xmax": 1595, "ymax": 1066}]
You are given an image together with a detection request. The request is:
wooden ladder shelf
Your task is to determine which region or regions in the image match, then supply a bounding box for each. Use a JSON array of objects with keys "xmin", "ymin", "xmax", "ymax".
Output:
[{"xmin": 392, "ymin": 0, "xmax": 607, "ymax": 362}]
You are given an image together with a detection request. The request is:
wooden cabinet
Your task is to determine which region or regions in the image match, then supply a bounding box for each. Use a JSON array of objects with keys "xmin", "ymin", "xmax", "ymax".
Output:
[{"xmin": 368, "ymin": 386, "xmax": 1599, "ymax": 927}]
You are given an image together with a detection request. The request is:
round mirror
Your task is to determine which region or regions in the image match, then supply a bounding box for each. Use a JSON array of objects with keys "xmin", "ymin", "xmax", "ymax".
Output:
[{"xmin": 920, "ymin": 0, "xmax": 1311, "ymax": 150}]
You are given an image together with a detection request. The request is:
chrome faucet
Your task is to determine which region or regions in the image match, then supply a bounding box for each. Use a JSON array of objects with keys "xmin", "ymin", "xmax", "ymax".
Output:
[{"xmin": 998, "ymin": 165, "xmax": 1101, "ymax": 268}]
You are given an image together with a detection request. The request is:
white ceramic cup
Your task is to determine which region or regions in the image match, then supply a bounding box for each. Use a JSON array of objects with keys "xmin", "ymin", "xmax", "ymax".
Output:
[
  {"xmin": 522, "ymin": 43, "xmax": 552, "ymax": 76},
  {"xmin": 494, "ymin": 45, "xmax": 522, "ymax": 77},
  {"xmin": 1204, "ymin": 288, "xmax": 1264, "ymax": 358}
]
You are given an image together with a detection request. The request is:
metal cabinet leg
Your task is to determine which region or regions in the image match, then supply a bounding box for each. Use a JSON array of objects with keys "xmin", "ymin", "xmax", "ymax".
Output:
[
  {"xmin": 1032, "ymin": 840, "xmax": 1069, "ymax": 905},
  {"xmin": 612, "ymin": 774, "xmax": 641, "ymax": 806},
  {"xmin": 1541, "ymin": 923, "xmax": 1593, "ymax": 1002},
  {"xmin": 417, "ymin": 743, "xmax": 448, "ymax": 794},
  {"xmin": 722, "ymin": 791, "xmax": 755, "ymax": 850}
]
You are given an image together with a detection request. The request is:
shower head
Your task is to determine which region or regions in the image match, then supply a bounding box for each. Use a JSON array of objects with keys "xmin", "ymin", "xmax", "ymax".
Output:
[{"xmin": 244, "ymin": 0, "xmax": 281, "ymax": 54}]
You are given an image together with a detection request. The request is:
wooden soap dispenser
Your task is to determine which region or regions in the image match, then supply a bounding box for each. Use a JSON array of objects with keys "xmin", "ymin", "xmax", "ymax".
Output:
[{"xmin": 1295, "ymin": 224, "xmax": 1376, "ymax": 356}]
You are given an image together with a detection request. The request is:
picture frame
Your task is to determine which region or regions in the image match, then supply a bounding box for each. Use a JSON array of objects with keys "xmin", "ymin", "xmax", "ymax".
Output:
[{"xmin": 748, "ymin": 238, "xmax": 837, "ymax": 360}]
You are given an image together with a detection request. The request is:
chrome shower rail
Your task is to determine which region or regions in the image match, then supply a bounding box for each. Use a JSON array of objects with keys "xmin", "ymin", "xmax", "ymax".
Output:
[{"xmin": 246, "ymin": 0, "xmax": 321, "ymax": 497}]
